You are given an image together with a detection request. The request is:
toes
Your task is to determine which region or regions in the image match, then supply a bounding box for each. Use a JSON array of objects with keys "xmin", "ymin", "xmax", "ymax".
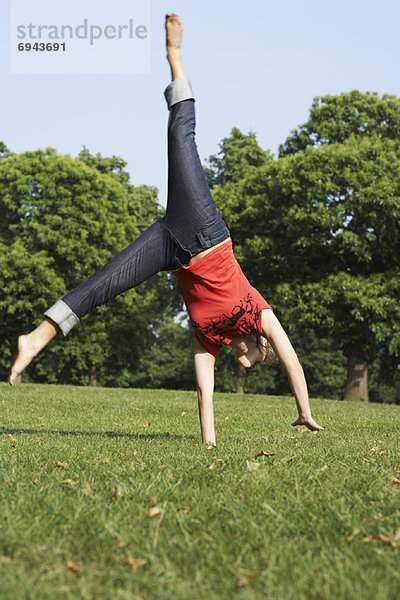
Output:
[{"xmin": 166, "ymin": 13, "xmax": 180, "ymax": 22}]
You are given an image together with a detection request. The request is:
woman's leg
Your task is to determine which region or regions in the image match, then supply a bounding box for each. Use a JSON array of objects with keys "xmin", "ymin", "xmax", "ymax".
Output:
[
  {"xmin": 47, "ymin": 220, "xmax": 173, "ymax": 331},
  {"xmin": 163, "ymin": 15, "xmax": 229, "ymax": 256},
  {"xmin": 9, "ymin": 220, "xmax": 175, "ymax": 384}
]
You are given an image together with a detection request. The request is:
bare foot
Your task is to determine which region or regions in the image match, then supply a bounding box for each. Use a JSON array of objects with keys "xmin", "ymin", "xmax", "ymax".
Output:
[
  {"xmin": 165, "ymin": 13, "xmax": 183, "ymax": 53},
  {"xmin": 291, "ymin": 416, "xmax": 324, "ymax": 431},
  {"xmin": 9, "ymin": 319, "xmax": 59, "ymax": 385},
  {"xmin": 9, "ymin": 334, "xmax": 38, "ymax": 385}
]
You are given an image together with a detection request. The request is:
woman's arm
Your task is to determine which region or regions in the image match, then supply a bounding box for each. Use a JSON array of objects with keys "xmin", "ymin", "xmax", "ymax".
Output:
[
  {"xmin": 194, "ymin": 337, "xmax": 217, "ymax": 444},
  {"xmin": 261, "ymin": 310, "xmax": 324, "ymax": 431}
]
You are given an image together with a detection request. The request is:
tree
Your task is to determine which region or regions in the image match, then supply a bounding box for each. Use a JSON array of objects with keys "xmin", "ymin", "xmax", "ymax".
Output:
[
  {"xmin": 0, "ymin": 145, "xmax": 173, "ymax": 384},
  {"xmin": 279, "ymin": 90, "xmax": 400, "ymax": 155},
  {"xmin": 205, "ymin": 127, "xmax": 271, "ymax": 187},
  {"xmin": 277, "ymin": 92, "xmax": 400, "ymax": 401},
  {"xmin": 207, "ymin": 92, "xmax": 400, "ymax": 401}
]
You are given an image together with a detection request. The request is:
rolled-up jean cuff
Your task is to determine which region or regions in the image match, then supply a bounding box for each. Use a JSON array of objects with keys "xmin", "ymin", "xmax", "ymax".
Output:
[
  {"xmin": 44, "ymin": 300, "xmax": 79, "ymax": 336},
  {"xmin": 164, "ymin": 78, "xmax": 194, "ymax": 108}
]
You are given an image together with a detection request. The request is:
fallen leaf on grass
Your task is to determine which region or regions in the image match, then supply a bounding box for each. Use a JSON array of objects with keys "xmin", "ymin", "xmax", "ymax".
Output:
[
  {"xmin": 66, "ymin": 560, "xmax": 79, "ymax": 575},
  {"xmin": 379, "ymin": 450, "xmax": 388, "ymax": 455},
  {"xmin": 33, "ymin": 478, "xmax": 39, "ymax": 485},
  {"xmin": 388, "ymin": 475, "xmax": 400, "ymax": 484},
  {"xmin": 137, "ymin": 506, "xmax": 164, "ymax": 520},
  {"xmin": 181, "ymin": 412, "xmax": 186, "ymax": 416},
  {"xmin": 148, "ymin": 506, "xmax": 163, "ymax": 517},
  {"xmin": 318, "ymin": 464, "xmax": 328, "ymax": 472},
  {"xmin": 175, "ymin": 506, "xmax": 189, "ymax": 513},
  {"xmin": 126, "ymin": 557, "xmax": 148, "ymax": 571},
  {"xmin": 371, "ymin": 447, "xmax": 379, "ymax": 453},
  {"xmin": 347, "ymin": 528, "xmax": 360, "ymax": 541},
  {"xmin": 363, "ymin": 534, "xmax": 396, "ymax": 548},
  {"xmin": 208, "ymin": 463, "xmax": 215, "ymax": 470},
  {"xmin": 254, "ymin": 451, "xmax": 276, "ymax": 458},
  {"xmin": 213, "ymin": 456, "xmax": 223, "ymax": 462},
  {"xmin": 7, "ymin": 434, "xmax": 17, "ymax": 442},
  {"xmin": 207, "ymin": 444, "xmax": 216, "ymax": 450},
  {"xmin": 113, "ymin": 486, "xmax": 123, "ymax": 500},
  {"xmin": 362, "ymin": 458, "xmax": 375, "ymax": 464},
  {"xmin": 237, "ymin": 571, "xmax": 259, "ymax": 587},
  {"xmin": 56, "ymin": 461, "xmax": 68, "ymax": 468},
  {"xmin": 246, "ymin": 460, "xmax": 260, "ymax": 472},
  {"xmin": 261, "ymin": 436, "xmax": 268, "ymax": 441},
  {"xmin": 142, "ymin": 422, "xmax": 150, "ymax": 428},
  {"xmin": 62, "ymin": 479, "xmax": 78, "ymax": 486},
  {"xmin": 82, "ymin": 481, "xmax": 94, "ymax": 496}
]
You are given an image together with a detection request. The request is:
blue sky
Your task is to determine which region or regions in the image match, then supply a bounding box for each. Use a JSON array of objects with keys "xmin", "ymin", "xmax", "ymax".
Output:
[{"xmin": 2, "ymin": 0, "xmax": 400, "ymax": 205}]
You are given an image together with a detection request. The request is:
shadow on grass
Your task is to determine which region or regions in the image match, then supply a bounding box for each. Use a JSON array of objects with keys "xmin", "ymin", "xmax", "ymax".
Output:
[{"xmin": 0, "ymin": 427, "xmax": 195, "ymax": 441}]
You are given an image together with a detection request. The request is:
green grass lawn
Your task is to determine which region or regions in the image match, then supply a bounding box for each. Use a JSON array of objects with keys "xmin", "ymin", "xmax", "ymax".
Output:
[{"xmin": 0, "ymin": 383, "xmax": 399, "ymax": 600}]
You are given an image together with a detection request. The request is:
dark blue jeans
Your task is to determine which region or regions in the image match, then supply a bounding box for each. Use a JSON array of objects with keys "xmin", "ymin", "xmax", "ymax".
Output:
[{"xmin": 45, "ymin": 88, "xmax": 230, "ymax": 335}]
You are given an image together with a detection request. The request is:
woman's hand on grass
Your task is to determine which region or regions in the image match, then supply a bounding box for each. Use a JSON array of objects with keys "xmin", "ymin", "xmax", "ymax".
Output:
[{"xmin": 291, "ymin": 416, "xmax": 324, "ymax": 431}]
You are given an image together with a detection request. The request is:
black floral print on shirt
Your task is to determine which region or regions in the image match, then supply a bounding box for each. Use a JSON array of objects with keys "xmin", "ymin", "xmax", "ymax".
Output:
[{"xmin": 191, "ymin": 293, "xmax": 262, "ymax": 347}]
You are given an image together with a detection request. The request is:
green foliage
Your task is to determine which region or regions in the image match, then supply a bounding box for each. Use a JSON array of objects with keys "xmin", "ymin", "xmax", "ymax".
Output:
[
  {"xmin": 128, "ymin": 316, "xmax": 194, "ymax": 390},
  {"xmin": 272, "ymin": 134, "xmax": 400, "ymax": 368},
  {"xmin": 204, "ymin": 127, "xmax": 271, "ymax": 187},
  {"xmin": 0, "ymin": 239, "xmax": 65, "ymax": 375},
  {"xmin": 279, "ymin": 90, "xmax": 400, "ymax": 155},
  {"xmin": 0, "ymin": 146, "xmax": 169, "ymax": 384}
]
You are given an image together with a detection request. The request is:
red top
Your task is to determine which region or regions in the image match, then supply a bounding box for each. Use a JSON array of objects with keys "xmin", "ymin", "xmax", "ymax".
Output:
[{"xmin": 172, "ymin": 239, "xmax": 272, "ymax": 357}]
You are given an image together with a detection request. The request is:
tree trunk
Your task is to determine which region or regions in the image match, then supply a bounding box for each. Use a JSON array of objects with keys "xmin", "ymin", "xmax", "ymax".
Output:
[
  {"xmin": 395, "ymin": 366, "xmax": 400, "ymax": 403},
  {"xmin": 236, "ymin": 364, "xmax": 246, "ymax": 394},
  {"xmin": 89, "ymin": 364, "xmax": 98, "ymax": 387},
  {"xmin": 344, "ymin": 348, "xmax": 368, "ymax": 401}
]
